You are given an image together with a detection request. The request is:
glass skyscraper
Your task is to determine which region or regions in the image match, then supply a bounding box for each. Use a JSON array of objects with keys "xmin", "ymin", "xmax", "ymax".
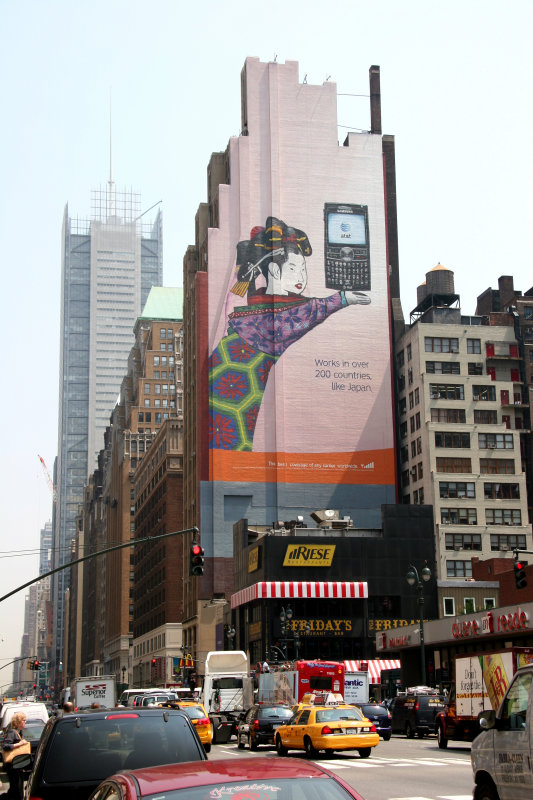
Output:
[{"xmin": 52, "ymin": 187, "xmax": 163, "ymax": 677}]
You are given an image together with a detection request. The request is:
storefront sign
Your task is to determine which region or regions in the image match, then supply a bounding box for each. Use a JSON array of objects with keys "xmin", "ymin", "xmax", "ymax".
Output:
[
  {"xmin": 283, "ymin": 544, "xmax": 335, "ymax": 567},
  {"xmin": 285, "ymin": 617, "xmax": 354, "ymax": 636},
  {"xmin": 249, "ymin": 621, "xmax": 262, "ymax": 639},
  {"xmin": 452, "ymin": 608, "xmax": 530, "ymax": 639},
  {"xmin": 248, "ymin": 547, "xmax": 260, "ymax": 572},
  {"xmin": 368, "ymin": 618, "xmax": 418, "ymax": 631}
]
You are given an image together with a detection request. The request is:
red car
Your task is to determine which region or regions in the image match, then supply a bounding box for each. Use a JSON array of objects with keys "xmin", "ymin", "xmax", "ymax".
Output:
[{"xmin": 88, "ymin": 756, "xmax": 366, "ymax": 799}]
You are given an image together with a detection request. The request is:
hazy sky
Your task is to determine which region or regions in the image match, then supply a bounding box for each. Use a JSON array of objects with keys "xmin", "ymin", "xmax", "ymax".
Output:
[{"xmin": 1, "ymin": 0, "xmax": 532, "ymax": 683}]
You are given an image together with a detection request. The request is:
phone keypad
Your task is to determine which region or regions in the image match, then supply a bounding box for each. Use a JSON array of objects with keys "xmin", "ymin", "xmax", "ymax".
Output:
[{"xmin": 325, "ymin": 258, "xmax": 371, "ymax": 291}]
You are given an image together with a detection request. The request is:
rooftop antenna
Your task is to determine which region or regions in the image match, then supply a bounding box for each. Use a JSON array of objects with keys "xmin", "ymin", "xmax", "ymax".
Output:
[{"xmin": 108, "ymin": 87, "xmax": 115, "ymax": 219}]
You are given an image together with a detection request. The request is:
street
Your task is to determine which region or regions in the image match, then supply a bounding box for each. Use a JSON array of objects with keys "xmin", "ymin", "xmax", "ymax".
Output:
[
  {"xmin": 0, "ymin": 734, "xmax": 474, "ymax": 800},
  {"xmin": 208, "ymin": 733, "xmax": 474, "ymax": 800}
]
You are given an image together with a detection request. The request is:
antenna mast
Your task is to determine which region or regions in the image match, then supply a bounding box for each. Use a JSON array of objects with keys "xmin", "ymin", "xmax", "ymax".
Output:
[{"xmin": 108, "ymin": 87, "xmax": 115, "ymax": 218}]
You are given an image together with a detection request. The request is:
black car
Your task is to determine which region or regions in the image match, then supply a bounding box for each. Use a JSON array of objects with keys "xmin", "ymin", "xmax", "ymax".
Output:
[
  {"xmin": 237, "ymin": 703, "xmax": 294, "ymax": 750},
  {"xmin": 355, "ymin": 703, "xmax": 392, "ymax": 740},
  {"xmin": 25, "ymin": 706, "xmax": 207, "ymax": 799},
  {"xmin": 390, "ymin": 692, "xmax": 445, "ymax": 738}
]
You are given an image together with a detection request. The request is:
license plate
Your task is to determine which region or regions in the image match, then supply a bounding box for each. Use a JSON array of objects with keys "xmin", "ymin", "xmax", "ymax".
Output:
[{"xmin": 344, "ymin": 727, "xmax": 357, "ymax": 734}]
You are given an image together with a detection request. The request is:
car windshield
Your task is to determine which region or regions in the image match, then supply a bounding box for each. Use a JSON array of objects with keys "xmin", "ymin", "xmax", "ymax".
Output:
[
  {"xmin": 359, "ymin": 705, "xmax": 389, "ymax": 717},
  {"xmin": 180, "ymin": 707, "xmax": 206, "ymax": 720},
  {"xmin": 141, "ymin": 777, "xmax": 355, "ymax": 800},
  {"xmin": 42, "ymin": 713, "xmax": 202, "ymax": 783},
  {"xmin": 260, "ymin": 707, "xmax": 293, "ymax": 719},
  {"xmin": 315, "ymin": 708, "xmax": 362, "ymax": 722}
]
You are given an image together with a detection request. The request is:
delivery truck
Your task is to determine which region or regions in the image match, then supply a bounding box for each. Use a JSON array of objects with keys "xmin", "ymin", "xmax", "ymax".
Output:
[
  {"xmin": 72, "ymin": 675, "xmax": 117, "ymax": 709},
  {"xmin": 201, "ymin": 651, "xmax": 253, "ymax": 739},
  {"xmin": 435, "ymin": 647, "xmax": 533, "ymax": 748}
]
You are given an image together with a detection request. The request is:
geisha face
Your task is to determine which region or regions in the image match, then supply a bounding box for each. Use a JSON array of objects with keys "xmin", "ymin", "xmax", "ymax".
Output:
[{"xmin": 272, "ymin": 251, "xmax": 308, "ymax": 295}]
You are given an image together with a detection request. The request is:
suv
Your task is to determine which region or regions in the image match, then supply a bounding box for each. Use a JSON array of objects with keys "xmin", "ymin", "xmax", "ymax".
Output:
[
  {"xmin": 237, "ymin": 704, "xmax": 294, "ymax": 750},
  {"xmin": 355, "ymin": 703, "xmax": 392, "ymax": 740},
  {"xmin": 391, "ymin": 691, "xmax": 445, "ymax": 738},
  {"xmin": 25, "ymin": 706, "xmax": 207, "ymax": 799}
]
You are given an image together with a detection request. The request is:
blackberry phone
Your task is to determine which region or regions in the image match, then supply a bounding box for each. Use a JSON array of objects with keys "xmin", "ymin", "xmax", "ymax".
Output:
[{"xmin": 324, "ymin": 203, "xmax": 371, "ymax": 291}]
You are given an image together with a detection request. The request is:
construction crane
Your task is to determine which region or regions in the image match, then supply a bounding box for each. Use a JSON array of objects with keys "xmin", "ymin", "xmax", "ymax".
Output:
[{"xmin": 38, "ymin": 454, "xmax": 57, "ymax": 505}]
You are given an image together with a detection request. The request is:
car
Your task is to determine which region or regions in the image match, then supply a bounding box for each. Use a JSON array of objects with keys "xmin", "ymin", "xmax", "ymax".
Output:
[
  {"xmin": 24, "ymin": 705, "xmax": 207, "ymax": 799},
  {"xmin": 20, "ymin": 718, "xmax": 46, "ymax": 756},
  {"xmin": 0, "ymin": 701, "xmax": 49, "ymax": 731},
  {"xmin": 390, "ymin": 690, "xmax": 445, "ymax": 738},
  {"xmin": 275, "ymin": 701, "xmax": 379, "ymax": 758},
  {"xmin": 355, "ymin": 702, "xmax": 392, "ymax": 740},
  {"xmin": 88, "ymin": 756, "xmax": 367, "ymax": 800},
  {"xmin": 237, "ymin": 703, "xmax": 294, "ymax": 750},
  {"xmin": 140, "ymin": 693, "xmax": 177, "ymax": 706},
  {"xmin": 174, "ymin": 701, "xmax": 213, "ymax": 753}
]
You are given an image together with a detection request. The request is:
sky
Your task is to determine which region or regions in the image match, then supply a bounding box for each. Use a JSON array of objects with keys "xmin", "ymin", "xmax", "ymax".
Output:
[{"xmin": 1, "ymin": 0, "xmax": 532, "ymax": 683}]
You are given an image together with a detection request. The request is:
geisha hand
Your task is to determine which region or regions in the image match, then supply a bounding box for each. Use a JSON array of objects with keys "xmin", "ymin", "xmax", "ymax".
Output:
[{"xmin": 345, "ymin": 291, "xmax": 371, "ymax": 305}]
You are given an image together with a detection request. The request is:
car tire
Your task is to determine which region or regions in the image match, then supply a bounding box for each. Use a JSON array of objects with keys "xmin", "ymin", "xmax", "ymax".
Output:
[
  {"xmin": 405, "ymin": 722, "xmax": 415, "ymax": 739},
  {"xmin": 237, "ymin": 734, "xmax": 245, "ymax": 750},
  {"xmin": 249, "ymin": 734, "xmax": 258, "ymax": 751},
  {"xmin": 358, "ymin": 748, "xmax": 371, "ymax": 758},
  {"xmin": 417, "ymin": 730, "xmax": 424, "ymax": 738},
  {"xmin": 475, "ymin": 782, "xmax": 500, "ymax": 800},
  {"xmin": 437, "ymin": 725, "xmax": 448, "ymax": 749},
  {"xmin": 382, "ymin": 733, "xmax": 391, "ymax": 741},
  {"xmin": 304, "ymin": 737, "xmax": 318, "ymax": 759},
  {"xmin": 324, "ymin": 749, "xmax": 335, "ymax": 758},
  {"xmin": 204, "ymin": 744, "xmax": 211, "ymax": 753},
  {"xmin": 275, "ymin": 734, "xmax": 287, "ymax": 757}
]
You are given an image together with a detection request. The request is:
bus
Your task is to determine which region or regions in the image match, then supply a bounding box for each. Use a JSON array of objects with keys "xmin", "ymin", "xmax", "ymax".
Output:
[{"xmin": 294, "ymin": 660, "xmax": 345, "ymax": 701}]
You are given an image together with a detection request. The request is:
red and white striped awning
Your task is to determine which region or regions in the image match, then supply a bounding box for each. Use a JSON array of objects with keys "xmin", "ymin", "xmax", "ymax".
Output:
[
  {"xmin": 344, "ymin": 659, "xmax": 401, "ymax": 684},
  {"xmin": 231, "ymin": 581, "xmax": 368, "ymax": 609}
]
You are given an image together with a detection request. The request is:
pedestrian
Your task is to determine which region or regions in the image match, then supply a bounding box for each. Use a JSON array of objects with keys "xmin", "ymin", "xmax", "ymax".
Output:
[
  {"xmin": 1, "ymin": 711, "xmax": 28, "ymax": 799},
  {"xmin": 62, "ymin": 701, "xmax": 73, "ymax": 713},
  {"xmin": 90, "ymin": 702, "xmax": 100, "ymax": 709}
]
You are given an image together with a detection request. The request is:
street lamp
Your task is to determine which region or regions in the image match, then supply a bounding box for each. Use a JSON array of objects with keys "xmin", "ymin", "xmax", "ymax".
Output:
[
  {"xmin": 226, "ymin": 625, "xmax": 236, "ymax": 650},
  {"xmin": 406, "ymin": 562, "xmax": 431, "ymax": 686},
  {"xmin": 279, "ymin": 605, "xmax": 310, "ymax": 660}
]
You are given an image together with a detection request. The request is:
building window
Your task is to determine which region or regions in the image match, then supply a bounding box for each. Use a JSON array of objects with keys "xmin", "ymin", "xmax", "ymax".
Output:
[
  {"xmin": 435, "ymin": 432, "xmax": 470, "ymax": 448},
  {"xmin": 400, "ymin": 421, "xmax": 408, "ymax": 439},
  {"xmin": 484, "ymin": 598, "xmax": 495, "ymax": 610},
  {"xmin": 145, "ymin": 412, "xmax": 151, "ymax": 422},
  {"xmin": 418, "ymin": 487, "xmax": 424, "ymax": 503},
  {"xmin": 154, "ymin": 356, "xmax": 160, "ymax": 367},
  {"xmin": 155, "ymin": 412, "xmax": 162, "ymax": 423},
  {"xmin": 160, "ymin": 343, "xmax": 166, "ymax": 351},
  {"xmin": 160, "ymin": 328, "xmax": 166, "ymax": 338},
  {"xmin": 400, "ymin": 446, "xmax": 408, "ymax": 463},
  {"xmin": 417, "ymin": 462, "xmax": 423, "ymax": 480},
  {"xmin": 480, "ymin": 458, "xmax": 515, "ymax": 475},
  {"xmin": 473, "ymin": 385, "xmax": 496, "ymax": 401},
  {"xmin": 414, "ymin": 387, "xmax": 420, "ymax": 405},
  {"xmin": 467, "ymin": 338, "xmax": 481, "ymax": 354},
  {"xmin": 464, "ymin": 598, "xmax": 475, "ymax": 614},
  {"xmin": 154, "ymin": 399, "xmax": 161, "ymax": 407},
  {"xmin": 523, "ymin": 306, "xmax": 533, "ymax": 319},
  {"xmin": 445, "ymin": 532, "xmax": 481, "ymax": 550},
  {"xmin": 441, "ymin": 508, "xmax": 477, "ymax": 525},
  {"xmin": 490, "ymin": 533, "xmax": 527, "ymax": 551},
  {"xmin": 410, "ymin": 416, "xmax": 416, "ymax": 434},
  {"xmin": 426, "ymin": 361, "xmax": 460, "ymax": 375},
  {"xmin": 400, "ymin": 397, "xmax": 407, "ymax": 415},
  {"xmin": 447, "ymin": 560, "xmax": 472, "ymax": 578},
  {"xmin": 408, "ymin": 392, "xmax": 414, "ymax": 410},
  {"xmin": 407, "ymin": 343, "xmax": 412, "ymax": 361},
  {"xmin": 408, "ymin": 367, "xmax": 413, "ymax": 385},
  {"xmin": 425, "ymin": 337, "xmax": 459, "ymax": 353},
  {"xmin": 138, "ymin": 412, "xmax": 144, "ymax": 422},
  {"xmin": 443, "ymin": 597, "xmax": 455, "ymax": 616},
  {"xmin": 439, "ymin": 481, "xmax": 475, "ymax": 499},
  {"xmin": 431, "ymin": 408, "xmax": 466, "ymax": 423},
  {"xmin": 484, "ymin": 483, "xmax": 519, "ymax": 499},
  {"xmin": 154, "ymin": 384, "xmax": 161, "ymax": 394},
  {"xmin": 144, "ymin": 399, "xmax": 150, "ymax": 408},
  {"xmin": 468, "ymin": 362, "xmax": 484, "ymax": 375},
  {"xmin": 474, "ymin": 409, "xmax": 498, "ymax": 424},
  {"xmin": 397, "ymin": 350, "xmax": 405, "ymax": 368},
  {"xmin": 436, "ymin": 457, "xmax": 472, "ymax": 473},
  {"xmin": 154, "ymin": 370, "xmax": 160, "ymax": 379},
  {"xmin": 162, "ymin": 384, "xmax": 168, "ymax": 394},
  {"xmin": 416, "ymin": 437, "xmax": 422, "ymax": 454},
  {"xmin": 430, "ymin": 383, "xmax": 464, "ymax": 400},
  {"xmin": 398, "ymin": 374, "xmax": 405, "ymax": 392},
  {"xmin": 486, "ymin": 508, "xmax": 522, "ymax": 525},
  {"xmin": 401, "ymin": 469, "xmax": 410, "ymax": 487},
  {"xmin": 478, "ymin": 433, "xmax": 514, "ymax": 449}
]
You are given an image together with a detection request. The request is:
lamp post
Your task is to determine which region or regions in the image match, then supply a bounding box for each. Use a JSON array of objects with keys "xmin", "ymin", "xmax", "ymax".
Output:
[
  {"xmin": 406, "ymin": 562, "xmax": 431, "ymax": 686},
  {"xmin": 226, "ymin": 625, "xmax": 236, "ymax": 650},
  {"xmin": 279, "ymin": 605, "xmax": 310, "ymax": 661},
  {"xmin": 121, "ymin": 665, "xmax": 127, "ymax": 688}
]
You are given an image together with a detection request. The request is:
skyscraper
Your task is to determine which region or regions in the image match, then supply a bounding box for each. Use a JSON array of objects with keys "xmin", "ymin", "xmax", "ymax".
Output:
[{"xmin": 52, "ymin": 186, "xmax": 163, "ymax": 679}]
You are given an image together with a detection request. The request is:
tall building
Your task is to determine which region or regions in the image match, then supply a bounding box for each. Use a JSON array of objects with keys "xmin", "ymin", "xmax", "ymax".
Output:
[
  {"xmin": 395, "ymin": 265, "xmax": 532, "ymax": 596},
  {"xmin": 183, "ymin": 59, "xmax": 400, "ymax": 664},
  {"xmin": 52, "ymin": 187, "xmax": 163, "ymax": 682}
]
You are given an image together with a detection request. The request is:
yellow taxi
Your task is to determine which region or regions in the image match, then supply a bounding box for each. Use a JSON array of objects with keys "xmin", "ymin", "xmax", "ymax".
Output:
[
  {"xmin": 160, "ymin": 700, "xmax": 213, "ymax": 753},
  {"xmin": 275, "ymin": 696, "xmax": 379, "ymax": 759}
]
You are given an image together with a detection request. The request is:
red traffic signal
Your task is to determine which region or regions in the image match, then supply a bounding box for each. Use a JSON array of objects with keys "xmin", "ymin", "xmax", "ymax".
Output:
[
  {"xmin": 190, "ymin": 543, "xmax": 205, "ymax": 576},
  {"xmin": 152, "ymin": 658, "xmax": 157, "ymax": 665},
  {"xmin": 33, "ymin": 660, "xmax": 40, "ymax": 671},
  {"xmin": 514, "ymin": 559, "xmax": 528, "ymax": 590}
]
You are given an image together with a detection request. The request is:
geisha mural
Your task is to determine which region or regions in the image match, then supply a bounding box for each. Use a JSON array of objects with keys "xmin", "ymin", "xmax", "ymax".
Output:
[{"xmin": 209, "ymin": 217, "xmax": 371, "ymax": 451}]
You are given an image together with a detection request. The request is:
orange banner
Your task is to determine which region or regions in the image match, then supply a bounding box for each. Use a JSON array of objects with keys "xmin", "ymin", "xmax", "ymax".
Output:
[{"xmin": 211, "ymin": 448, "xmax": 395, "ymax": 485}]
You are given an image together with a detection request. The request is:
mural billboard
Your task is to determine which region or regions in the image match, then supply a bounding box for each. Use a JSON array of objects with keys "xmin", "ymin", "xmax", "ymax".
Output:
[{"xmin": 205, "ymin": 58, "xmax": 395, "ymax": 527}]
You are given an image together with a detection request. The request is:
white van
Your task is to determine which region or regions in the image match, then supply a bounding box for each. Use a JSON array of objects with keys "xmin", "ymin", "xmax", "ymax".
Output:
[
  {"xmin": 1, "ymin": 701, "xmax": 49, "ymax": 731},
  {"xmin": 471, "ymin": 664, "xmax": 533, "ymax": 800}
]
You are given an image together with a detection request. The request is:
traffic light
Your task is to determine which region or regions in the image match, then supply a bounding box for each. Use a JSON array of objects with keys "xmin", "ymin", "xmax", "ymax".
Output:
[
  {"xmin": 513, "ymin": 559, "xmax": 528, "ymax": 590},
  {"xmin": 190, "ymin": 543, "xmax": 205, "ymax": 576},
  {"xmin": 33, "ymin": 660, "xmax": 40, "ymax": 671}
]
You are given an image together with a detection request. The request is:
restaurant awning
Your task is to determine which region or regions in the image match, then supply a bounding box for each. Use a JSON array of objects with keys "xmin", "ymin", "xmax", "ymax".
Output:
[
  {"xmin": 231, "ymin": 581, "xmax": 368, "ymax": 609},
  {"xmin": 344, "ymin": 659, "xmax": 401, "ymax": 684}
]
